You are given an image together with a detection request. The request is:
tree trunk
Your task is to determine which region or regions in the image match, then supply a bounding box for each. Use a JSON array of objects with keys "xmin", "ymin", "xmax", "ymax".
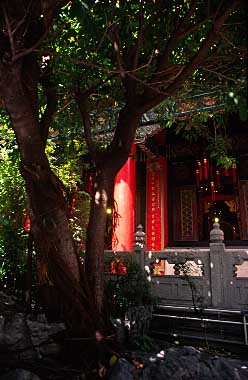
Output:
[
  {"xmin": 85, "ymin": 110, "xmax": 141, "ymax": 315},
  {"xmin": 1, "ymin": 63, "xmax": 96, "ymax": 336},
  {"xmin": 85, "ymin": 167, "xmax": 115, "ymax": 316}
]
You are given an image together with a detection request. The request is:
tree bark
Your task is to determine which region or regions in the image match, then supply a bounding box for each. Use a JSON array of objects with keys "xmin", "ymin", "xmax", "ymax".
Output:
[
  {"xmin": 85, "ymin": 166, "xmax": 114, "ymax": 314},
  {"xmin": 0, "ymin": 62, "xmax": 96, "ymax": 336},
  {"xmin": 84, "ymin": 110, "xmax": 141, "ymax": 314}
]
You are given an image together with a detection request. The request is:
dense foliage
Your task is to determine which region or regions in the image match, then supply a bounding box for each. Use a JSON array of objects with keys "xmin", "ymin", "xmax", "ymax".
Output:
[
  {"xmin": 0, "ymin": 113, "xmax": 27, "ymax": 293},
  {"xmin": 0, "ymin": 111, "xmax": 90, "ymax": 295}
]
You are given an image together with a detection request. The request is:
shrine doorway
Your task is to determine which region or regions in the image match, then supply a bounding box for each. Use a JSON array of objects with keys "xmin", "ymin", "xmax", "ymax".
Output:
[{"xmin": 202, "ymin": 198, "xmax": 240, "ymax": 241}]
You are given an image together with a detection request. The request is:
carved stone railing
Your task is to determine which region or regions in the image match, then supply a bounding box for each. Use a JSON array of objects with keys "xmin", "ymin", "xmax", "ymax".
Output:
[{"xmin": 104, "ymin": 223, "xmax": 248, "ymax": 310}]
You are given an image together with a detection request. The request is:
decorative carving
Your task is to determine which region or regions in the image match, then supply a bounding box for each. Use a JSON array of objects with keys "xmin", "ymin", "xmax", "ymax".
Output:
[
  {"xmin": 180, "ymin": 190, "xmax": 193, "ymax": 237},
  {"xmin": 243, "ymin": 183, "xmax": 248, "ymax": 212},
  {"xmin": 133, "ymin": 224, "xmax": 146, "ymax": 249},
  {"xmin": 174, "ymin": 264, "xmax": 181, "ymax": 275},
  {"xmin": 210, "ymin": 221, "xmax": 224, "ymax": 242},
  {"xmin": 135, "ymin": 124, "xmax": 162, "ymax": 144},
  {"xmin": 233, "ymin": 264, "xmax": 238, "ymax": 277}
]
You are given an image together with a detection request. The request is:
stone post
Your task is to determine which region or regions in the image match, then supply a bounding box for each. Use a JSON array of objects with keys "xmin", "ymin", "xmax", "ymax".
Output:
[
  {"xmin": 209, "ymin": 221, "xmax": 225, "ymax": 308},
  {"xmin": 132, "ymin": 224, "xmax": 146, "ymax": 269}
]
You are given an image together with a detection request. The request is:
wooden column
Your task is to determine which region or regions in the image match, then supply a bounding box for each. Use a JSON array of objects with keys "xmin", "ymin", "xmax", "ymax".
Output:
[{"xmin": 239, "ymin": 180, "xmax": 248, "ymax": 240}]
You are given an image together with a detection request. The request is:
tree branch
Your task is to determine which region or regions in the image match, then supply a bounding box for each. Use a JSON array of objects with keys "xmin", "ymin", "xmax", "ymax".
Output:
[
  {"xmin": 108, "ymin": 25, "xmax": 125, "ymax": 80},
  {"xmin": 126, "ymin": 9, "xmax": 145, "ymax": 71},
  {"xmin": 2, "ymin": 3, "xmax": 15, "ymax": 59},
  {"xmin": 40, "ymin": 70, "xmax": 58, "ymax": 144},
  {"xmin": 11, "ymin": 0, "xmax": 69, "ymax": 62},
  {"xmin": 76, "ymin": 91, "xmax": 96, "ymax": 161},
  {"xmin": 156, "ymin": 0, "xmax": 198, "ymax": 71},
  {"xmin": 137, "ymin": 0, "xmax": 241, "ymax": 114}
]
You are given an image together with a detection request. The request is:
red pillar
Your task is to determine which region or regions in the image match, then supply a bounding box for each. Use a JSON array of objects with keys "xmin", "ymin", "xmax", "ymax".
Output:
[
  {"xmin": 163, "ymin": 158, "xmax": 168, "ymax": 247},
  {"xmin": 113, "ymin": 145, "xmax": 136, "ymax": 251}
]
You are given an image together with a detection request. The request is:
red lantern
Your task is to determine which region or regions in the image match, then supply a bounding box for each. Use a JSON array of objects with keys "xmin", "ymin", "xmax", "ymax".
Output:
[
  {"xmin": 216, "ymin": 170, "xmax": 221, "ymax": 188},
  {"xmin": 88, "ymin": 174, "xmax": 93, "ymax": 195},
  {"xmin": 224, "ymin": 168, "xmax": 229, "ymax": 177},
  {"xmin": 24, "ymin": 212, "xmax": 30, "ymax": 231},
  {"xmin": 196, "ymin": 169, "xmax": 200, "ymax": 188},
  {"xmin": 203, "ymin": 158, "xmax": 208, "ymax": 180},
  {"xmin": 211, "ymin": 181, "xmax": 215, "ymax": 201},
  {"xmin": 232, "ymin": 163, "xmax": 237, "ymax": 185},
  {"xmin": 197, "ymin": 161, "xmax": 203, "ymax": 181}
]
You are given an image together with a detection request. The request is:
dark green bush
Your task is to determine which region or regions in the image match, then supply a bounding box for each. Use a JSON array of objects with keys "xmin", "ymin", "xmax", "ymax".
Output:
[{"xmin": 105, "ymin": 258, "xmax": 155, "ymax": 318}]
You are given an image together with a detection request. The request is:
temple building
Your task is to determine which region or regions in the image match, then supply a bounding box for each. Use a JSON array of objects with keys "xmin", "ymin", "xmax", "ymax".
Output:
[{"xmin": 112, "ymin": 112, "xmax": 248, "ymax": 251}]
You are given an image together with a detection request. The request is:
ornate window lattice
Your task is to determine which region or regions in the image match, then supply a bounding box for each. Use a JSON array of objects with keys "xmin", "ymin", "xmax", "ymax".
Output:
[{"xmin": 180, "ymin": 190, "xmax": 193, "ymax": 237}]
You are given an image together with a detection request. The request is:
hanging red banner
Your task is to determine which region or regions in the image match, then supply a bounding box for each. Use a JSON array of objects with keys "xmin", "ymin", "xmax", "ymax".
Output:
[
  {"xmin": 24, "ymin": 212, "xmax": 30, "ymax": 231},
  {"xmin": 146, "ymin": 158, "xmax": 167, "ymax": 251}
]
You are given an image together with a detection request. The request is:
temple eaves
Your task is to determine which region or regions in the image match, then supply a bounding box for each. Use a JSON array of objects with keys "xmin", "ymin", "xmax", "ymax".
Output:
[{"xmin": 92, "ymin": 99, "xmax": 224, "ymax": 157}]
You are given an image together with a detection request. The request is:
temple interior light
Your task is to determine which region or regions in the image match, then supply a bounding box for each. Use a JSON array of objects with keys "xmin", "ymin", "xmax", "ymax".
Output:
[
  {"xmin": 106, "ymin": 208, "xmax": 112, "ymax": 214},
  {"xmin": 195, "ymin": 157, "xmax": 237, "ymax": 201},
  {"xmin": 214, "ymin": 217, "xmax": 219, "ymax": 223}
]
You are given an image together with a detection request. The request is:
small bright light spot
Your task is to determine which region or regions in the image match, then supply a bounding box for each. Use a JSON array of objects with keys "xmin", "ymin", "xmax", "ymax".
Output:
[
  {"xmin": 229, "ymin": 91, "xmax": 234, "ymax": 97},
  {"xmin": 210, "ymin": 262, "xmax": 214, "ymax": 268},
  {"xmin": 149, "ymin": 356, "xmax": 157, "ymax": 362},
  {"xmin": 106, "ymin": 208, "xmax": 112, "ymax": 214},
  {"xmin": 173, "ymin": 333, "xmax": 178, "ymax": 337},
  {"xmin": 157, "ymin": 350, "xmax": 165, "ymax": 358},
  {"xmin": 147, "ymin": 276, "xmax": 151, "ymax": 282},
  {"xmin": 42, "ymin": 55, "xmax": 50, "ymax": 63},
  {"xmin": 230, "ymin": 281, "xmax": 233, "ymax": 285},
  {"xmin": 208, "ymin": 291, "xmax": 211, "ymax": 297},
  {"xmin": 214, "ymin": 217, "xmax": 219, "ymax": 223},
  {"xmin": 174, "ymin": 341, "xmax": 179, "ymax": 345},
  {"xmin": 148, "ymin": 251, "xmax": 152, "ymax": 258},
  {"xmin": 156, "ymin": 258, "xmax": 160, "ymax": 263},
  {"xmin": 198, "ymin": 260, "xmax": 202, "ymax": 264},
  {"xmin": 241, "ymin": 366, "xmax": 247, "ymax": 369}
]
